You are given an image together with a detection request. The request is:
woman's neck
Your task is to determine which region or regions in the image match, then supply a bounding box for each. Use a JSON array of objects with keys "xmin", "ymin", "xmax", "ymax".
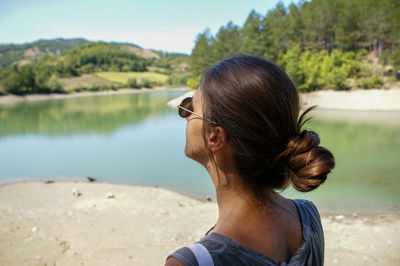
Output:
[
  {"xmin": 209, "ymin": 166, "xmax": 295, "ymax": 225},
  {"xmin": 209, "ymin": 168, "xmax": 272, "ymax": 234}
]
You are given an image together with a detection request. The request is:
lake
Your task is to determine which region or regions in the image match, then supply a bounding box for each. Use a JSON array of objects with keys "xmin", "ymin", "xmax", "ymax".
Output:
[{"xmin": 0, "ymin": 90, "xmax": 399, "ymax": 214}]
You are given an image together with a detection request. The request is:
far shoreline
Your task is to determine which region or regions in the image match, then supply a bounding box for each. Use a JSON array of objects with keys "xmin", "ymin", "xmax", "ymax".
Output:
[
  {"xmin": 0, "ymin": 86, "xmax": 189, "ymax": 106},
  {"xmin": 1, "ymin": 87, "xmax": 400, "ymax": 112}
]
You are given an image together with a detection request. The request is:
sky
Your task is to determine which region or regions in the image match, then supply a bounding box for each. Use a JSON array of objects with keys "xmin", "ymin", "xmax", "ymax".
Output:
[{"xmin": 0, "ymin": 0, "xmax": 296, "ymax": 54}]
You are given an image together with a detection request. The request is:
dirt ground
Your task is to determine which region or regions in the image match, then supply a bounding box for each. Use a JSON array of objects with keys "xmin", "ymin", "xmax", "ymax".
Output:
[{"xmin": 0, "ymin": 181, "xmax": 398, "ymax": 266}]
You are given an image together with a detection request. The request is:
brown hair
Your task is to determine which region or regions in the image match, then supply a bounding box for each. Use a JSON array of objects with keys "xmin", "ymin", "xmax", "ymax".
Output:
[{"xmin": 199, "ymin": 55, "xmax": 334, "ymax": 200}]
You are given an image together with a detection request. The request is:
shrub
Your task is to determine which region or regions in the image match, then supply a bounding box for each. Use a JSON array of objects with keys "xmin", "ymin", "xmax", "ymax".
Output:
[
  {"xmin": 73, "ymin": 87, "xmax": 84, "ymax": 93},
  {"xmin": 81, "ymin": 63, "xmax": 95, "ymax": 73},
  {"xmin": 280, "ymin": 48, "xmax": 361, "ymax": 91},
  {"xmin": 279, "ymin": 46, "xmax": 303, "ymax": 87},
  {"xmin": 356, "ymin": 75, "xmax": 383, "ymax": 89},
  {"xmin": 186, "ymin": 76, "xmax": 200, "ymax": 90},
  {"xmin": 45, "ymin": 74, "xmax": 64, "ymax": 93},
  {"xmin": 167, "ymin": 72, "xmax": 191, "ymax": 86},
  {"xmin": 141, "ymin": 78, "xmax": 152, "ymax": 88},
  {"xmin": 127, "ymin": 78, "xmax": 140, "ymax": 89},
  {"xmin": 88, "ymin": 84, "xmax": 100, "ymax": 91},
  {"xmin": 3, "ymin": 71, "xmax": 24, "ymax": 94},
  {"xmin": 109, "ymin": 84, "xmax": 117, "ymax": 91},
  {"xmin": 379, "ymin": 51, "xmax": 390, "ymax": 66}
]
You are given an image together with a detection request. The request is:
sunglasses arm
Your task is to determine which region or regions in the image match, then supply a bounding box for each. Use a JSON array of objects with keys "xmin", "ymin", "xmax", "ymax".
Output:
[{"xmin": 177, "ymin": 105, "xmax": 217, "ymax": 125}]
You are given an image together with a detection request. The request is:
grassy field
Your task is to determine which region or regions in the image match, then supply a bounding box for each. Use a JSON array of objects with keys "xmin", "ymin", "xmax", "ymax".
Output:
[
  {"xmin": 58, "ymin": 74, "xmax": 112, "ymax": 92},
  {"xmin": 94, "ymin": 71, "xmax": 168, "ymax": 84},
  {"xmin": 58, "ymin": 71, "xmax": 170, "ymax": 92}
]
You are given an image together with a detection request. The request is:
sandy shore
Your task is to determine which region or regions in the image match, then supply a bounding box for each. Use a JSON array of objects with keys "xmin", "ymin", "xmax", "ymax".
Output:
[
  {"xmin": 167, "ymin": 88, "xmax": 400, "ymax": 111},
  {"xmin": 301, "ymin": 88, "xmax": 400, "ymax": 111},
  {"xmin": 0, "ymin": 181, "xmax": 398, "ymax": 266}
]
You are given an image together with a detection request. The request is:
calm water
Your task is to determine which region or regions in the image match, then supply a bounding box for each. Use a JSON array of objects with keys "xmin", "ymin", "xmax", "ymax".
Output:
[{"xmin": 0, "ymin": 91, "xmax": 399, "ymax": 214}]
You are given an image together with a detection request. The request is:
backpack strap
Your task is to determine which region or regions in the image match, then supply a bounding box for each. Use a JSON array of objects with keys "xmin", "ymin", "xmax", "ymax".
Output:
[{"xmin": 187, "ymin": 243, "xmax": 214, "ymax": 266}]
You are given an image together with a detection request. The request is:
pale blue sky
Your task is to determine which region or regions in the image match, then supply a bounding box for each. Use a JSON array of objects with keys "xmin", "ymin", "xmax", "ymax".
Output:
[{"xmin": 0, "ymin": 0, "xmax": 296, "ymax": 54}]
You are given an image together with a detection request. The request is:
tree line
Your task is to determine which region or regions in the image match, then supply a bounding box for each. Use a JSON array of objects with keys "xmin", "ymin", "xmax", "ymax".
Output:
[{"xmin": 189, "ymin": 0, "xmax": 400, "ymax": 91}]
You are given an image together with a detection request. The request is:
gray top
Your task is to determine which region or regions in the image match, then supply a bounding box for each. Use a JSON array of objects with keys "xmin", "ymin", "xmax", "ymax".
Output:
[{"xmin": 169, "ymin": 199, "xmax": 324, "ymax": 266}]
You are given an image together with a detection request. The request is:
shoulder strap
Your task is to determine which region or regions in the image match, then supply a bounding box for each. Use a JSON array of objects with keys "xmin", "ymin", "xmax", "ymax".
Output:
[{"xmin": 187, "ymin": 243, "xmax": 214, "ymax": 266}]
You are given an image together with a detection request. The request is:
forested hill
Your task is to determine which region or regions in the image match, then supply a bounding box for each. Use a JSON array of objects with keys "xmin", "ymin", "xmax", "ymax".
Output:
[
  {"xmin": 189, "ymin": 0, "xmax": 400, "ymax": 91},
  {"xmin": 0, "ymin": 38, "xmax": 161, "ymax": 69},
  {"xmin": 0, "ymin": 38, "xmax": 89, "ymax": 69}
]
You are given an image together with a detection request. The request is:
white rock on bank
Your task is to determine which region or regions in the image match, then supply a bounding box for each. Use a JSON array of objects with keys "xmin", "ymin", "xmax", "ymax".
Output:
[
  {"xmin": 72, "ymin": 188, "xmax": 82, "ymax": 197},
  {"xmin": 334, "ymin": 215, "xmax": 345, "ymax": 220},
  {"xmin": 105, "ymin": 192, "xmax": 115, "ymax": 199}
]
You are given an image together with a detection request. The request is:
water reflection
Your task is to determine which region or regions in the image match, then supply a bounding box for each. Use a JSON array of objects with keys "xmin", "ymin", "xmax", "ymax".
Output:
[{"xmin": 0, "ymin": 92, "xmax": 178, "ymax": 136}]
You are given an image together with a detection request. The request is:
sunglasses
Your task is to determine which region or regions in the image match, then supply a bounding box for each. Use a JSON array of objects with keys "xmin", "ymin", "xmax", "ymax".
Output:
[{"xmin": 178, "ymin": 97, "xmax": 217, "ymax": 125}]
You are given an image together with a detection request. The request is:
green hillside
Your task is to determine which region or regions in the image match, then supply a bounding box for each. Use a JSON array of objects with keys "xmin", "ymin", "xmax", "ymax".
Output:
[
  {"xmin": 0, "ymin": 38, "xmax": 89, "ymax": 69},
  {"xmin": 0, "ymin": 40, "xmax": 189, "ymax": 95}
]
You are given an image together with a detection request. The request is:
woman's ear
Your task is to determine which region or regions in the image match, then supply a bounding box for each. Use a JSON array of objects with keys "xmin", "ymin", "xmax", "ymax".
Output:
[{"xmin": 207, "ymin": 126, "xmax": 228, "ymax": 153}]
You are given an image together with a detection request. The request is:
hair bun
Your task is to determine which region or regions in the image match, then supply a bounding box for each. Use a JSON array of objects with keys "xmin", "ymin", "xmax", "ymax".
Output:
[
  {"xmin": 284, "ymin": 130, "xmax": 335, "ymax": 192},
  {"xmin": 287, "ymin": 130, "xmax": 320, "ymax": 157}
]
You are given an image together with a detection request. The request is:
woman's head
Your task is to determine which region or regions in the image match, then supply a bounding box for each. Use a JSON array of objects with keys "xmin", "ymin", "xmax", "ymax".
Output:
[{"xmin": 198, "ymin": 55, "xmax": 335, "ymax": 199}]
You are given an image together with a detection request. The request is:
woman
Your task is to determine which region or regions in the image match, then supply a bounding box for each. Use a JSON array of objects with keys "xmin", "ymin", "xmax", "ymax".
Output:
[{"xmin": 166, "ymin": 55, "xmax": 335, "ymax": 266}]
